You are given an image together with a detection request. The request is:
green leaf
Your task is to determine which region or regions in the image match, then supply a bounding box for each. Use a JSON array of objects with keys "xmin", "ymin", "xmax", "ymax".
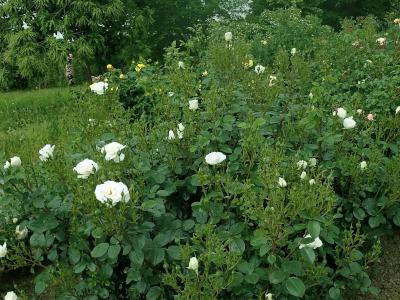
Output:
[
  {"xmin": 328, "ymin": 287, "xmax": 341, "ymax": 299},
  {"xmin": 146, "ymin": 286, "xmax": 162, "ymax": 300},
  {"xmin": 129, "ymin": 250, "xmax": 144, "ymax": 266},
  {"xmin": 91, "ymin": 243, "xmax": 110, "ymax": 258},
  {"xmin": 108, "ymin": 244, "xmax": 121, "ymax": 259},
  {"xmin": 229, "ymin": 238, "xmax": 245, "ymax": 254},
  {"xmin": 285, "ymin": 277, "xmax": 306, "ymax": 297},
  {"xmin": 166, "ymin": 246, "xmax": 180, "ymax": 260},
  {"xmin": 393, "ymin": 213, "xmax": 400, "ymax": 226},
  {"xmin": 153, "ymin": 232, "xmax": 170, "ymax": 247},
  {"xmin": 245, "ymin": 273, "xmax": 259, "ymax": 284},
  {"xmin": 300, "ymin": 247, "xmax": 315, "ymax": 264},
  {"xmin": 353, "ymin": 208, "xmax": 366, "ymax": 220},
  {"xmin": 30, "ymin": 232, "xmax": 46, "ymax": 248},
  {"xmin": 307, "ymin": 221, "xmax": 321, "ymax": 238},
  {"xmin": 148, "ymin": 248, "xmax": 165, "ymax": 265},
  {"xmin": 282, "ymin": 260, "xmax": 303, "ymax": 276},
  {"xmin": 269, "ymin": 270, "xmax": 286, "ymax": 284},
  {"xmin": 68, "ymin": 247, "xmax": 81, "ymax": 264}
]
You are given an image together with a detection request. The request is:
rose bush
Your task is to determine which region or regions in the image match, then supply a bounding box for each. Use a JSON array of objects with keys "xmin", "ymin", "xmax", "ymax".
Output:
[{"xmin": 1, "ymin": 8, "xmax": 400, "ymax": 299}]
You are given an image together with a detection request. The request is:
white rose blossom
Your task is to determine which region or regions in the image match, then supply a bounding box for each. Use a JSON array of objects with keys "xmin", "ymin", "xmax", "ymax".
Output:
[
  {"xmin": 336, "ymin": 107, "xmax": 347, "ymax": 119},
  {"xmin": 101, "ymin": 142, "xmax": 126, "ymax": 163},
  {"xmin": 360, "ymin": 161, "xmax": 367, "ymax": 170},
  {"xmin": 178, "ymin": 61, "xmax": 185, "ymax": 69},
  {"xmin": 189, "ymin": 98, "xmax": 199, "ymax": 111},
  {"xmin": 299, "ymin": 234, "xmax": 323, "ymax": 250},
  {"xmin": 300, "ymin": 171, "xmax": 307, "ymax": 180},
  {"xmin": 53, "ymin": 31, "xmax": 64, "ymax": 40},
  {"xmin": 0, "ymin": 242, "xmax": 7, "ymax": 258},
  {"xmin": 269, "ymin": 75, "xmax": 277, "ymax": 87},
  {"xmin": 168, "ymin": 92, "xmax": 174, "ymax": 97},
  {"xmin": 376, "ymin": 37, "xmax": 386, "ymax": 46},
  {"xmin": 309, "ymin": 179, "xmax": 316, "ymax": 185},
  {"xmin": 10, "ymin": 156, "xmax": 22, "ymax": 167},
  {"xmin": 309, "ymin": 158, "xmax": 317, "ymax": 167},
  {"xmin": 95, "ymin": 181, "xmax": 130, "ymax": 206},
  {"xmin": 396, "ymin": 106, "xmax": 400, "ymax": 114},
  {"xmin": 278, "ymin": 177, "xmax": 287, "ymax": 188},
  {"xmin": 177, "ymin": 123, "xmax": 185, "ymax": 139},
  {"xmin": 297, "ymin": 160, "xmax": 308, "ymax": 170},
  {"xmin": 168, "ymin": 130, "xmax": 176, "ymax": 140},
  {"xmin": 291, "ymin": 48, "xmax": 297, "ymax": 55},
  {"xmin": 254, "ymin": 64, "xmax": 265, "ymax": 75},
  {"xmin": 205, "ymin": 152, "xmax": 226, "ymax": 165},
  {"xmin": 73, "ymin": 159, "xmax": 98, "ymax": 179},
  {"xmin": 89, "ymin": 81, "xmax": 108, "ymax": 95},
  {"xmin": 3, "ymin": 161, "xmax": 10, "ymax": 170},
  {"xmin": 265, "ymin": 293, "xmax": 273, "ymax": 300},
  {"xmin": 39, "ymin": 144, "xmax": 55, "ymax": 162},
  {"xmin": 224, "ymin": 32, "xmax": 233, "ymax": 42},
  {"xmin": 343, "ymin": 117, "xmax": 356, "ymax": 129},
  {"xmin": 15, "ymin": 225, "xmax": 28, "ymax": 240},
  {"xmin": 4, "ymin": 291, "xmax": 18, "ymax": 300},
  {"xmin": 187, "ymin": 256, "xmax": 199, "ymax": 275}
]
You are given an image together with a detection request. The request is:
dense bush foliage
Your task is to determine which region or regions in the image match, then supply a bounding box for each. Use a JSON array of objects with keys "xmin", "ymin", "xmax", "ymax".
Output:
[{"xmin": 1, "ymin": 8, "xmax": 400, "ymax": 299}]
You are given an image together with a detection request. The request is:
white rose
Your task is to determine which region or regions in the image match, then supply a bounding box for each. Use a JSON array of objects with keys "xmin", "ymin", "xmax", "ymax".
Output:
[
  {"xmin": 168, "ymin": 92, "xmax": 175, "ymax": 97},
  {"xmin": 10, "ymin": 156, "xmax": 21, "ymax": 167},
  {"xmin": 254, "ymin": 64, "xmax": 265, "ymax": 75},
  {"xmin": 291, "ymin": 48, "xmax": 297, "ymax": 55},
  {"xmin": 396, "ymin": 106, "xmax": 400, "ymax": 114},
  {"xmin": 336, "ymin": 107, "xmax": 347, "ymax": 119},
  {"xmin": 12, "ymin": 218, "xmax": 18, "ymax": 224},
  {"xmin": 343, "ymin": 117, "xmax": 356, "ymax": 129},
  {"xmin": 360, "ymin": 161, "xmax": 367, "ymax": 170},
  {"xmin": 189, "ymin": 99, "xmax": 199, "ymax": 111},
  {"xmin": 73, "ymin": 159, "xmax": 98, "ymax": 179},
  {"xmin": 0, "ymin": 242, "xmax": 7, "ymax": 258},
  {"xmin": 101, "ymin": 142, "xmax": 126, "ymax": 163},
  {"xmin": 15, "ymin": 225, "xmax": 28, "ymax": 240},
  {"xmin": 95, "ymin": 181, "xmax": 130, "ymax": 206},
  {"xmin": 177, "ymin": 123, "xmax": 185, "ymax": 139},
  {"xmin": 53, "ymin": 31, "xmax": 64, "ymax": 40},
  {"xmin": 376, "ymin": 37, "xmax": 386, "ymax": 45},
  {"xmin": 297, "ymin": 160, "xmax": 308, "ymax": 169},
  {"xmin": 356, "ymin": 109, "xmax": 363, "ymax": 115},
  {"xmin": 299, "ymin": 234, "xmax": 323, "ymax": 249},
  {"xmin": 89, "ymin": 81, "xmax": 108, "ymax": 95},
  {"xmin": 309, "ymin": 158, "xmax": 317, "ymax": 167},
  {"xmin": 39, "ymin": 144, "xmax": 55, "ymax": 162},
  {"xmin": 309, "ymin": 179, "xmax": 316, "ymax": 185},
  {"xmin": 205, "ymin": 152, "xmax": 226, "ymax": 165},
  {"xmin": 300, "ymin": 171, "xmax": 307, "ymax": 180},
  {"xmin": 224, "ymin": 32, "xmax": 233, "ymax": 42},
  {"xmin": 265, "ymin": 293, "xmax": 273, "ymax": 300},
  {"xmin": 269, "ymin": 75, "xmax": 277, "ymax": 87},
  {"xmin": 168, "ymin": 130, "xmax": 176, "ymax": 140},
  {"xmin": 187, "ymin": 256, "xmax": 199, "ymax": 274},
  {"xmin": 178, "ymin": 61, "xmax": 185, "ymax": 69},
  {"xmin": 22, "ymin": 21, "xmax": 29, "ymax": 29},
  {"xmin": 309, "ymin": 92, "xmax": 313, "ymax": 99},
  {"xmin": 4, "ymin": 291, "xmax": 18, "ymax": 300},
  {"xmin": 278, "ymin": 177, "xmax": 287, "ymax": 187},
  {"xmin": 3, "ymin": 161, "xmax": 10, "ymax": 170}
]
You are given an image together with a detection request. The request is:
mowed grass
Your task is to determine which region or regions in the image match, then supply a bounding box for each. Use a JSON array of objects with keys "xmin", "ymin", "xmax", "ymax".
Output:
[{"xmin": 0, "ymin": 86, "xmax": 123, "ymax": 164}]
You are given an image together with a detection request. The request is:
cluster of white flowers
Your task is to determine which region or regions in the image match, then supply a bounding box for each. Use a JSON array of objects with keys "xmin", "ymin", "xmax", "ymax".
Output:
[
  {"xmin": 334, "ymin": 107, "xmax": 356, "ymax": 129},
  {"xmin": 168, "ymin": 123, "xmax": 185, "ymax": 140},
  {"xmin": 3, "ymin": 156, "xmax": 21, "ymax": 170}
]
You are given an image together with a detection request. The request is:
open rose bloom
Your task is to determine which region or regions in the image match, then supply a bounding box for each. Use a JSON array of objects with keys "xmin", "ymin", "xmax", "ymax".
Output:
[{"xmin": 95, "ymin": 181, "xmax": 130, "ymax": 206}]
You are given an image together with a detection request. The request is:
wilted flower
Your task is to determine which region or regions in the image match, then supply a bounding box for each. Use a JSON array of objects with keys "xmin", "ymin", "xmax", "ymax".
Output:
[
  {"xmin": 343, "ymin": 117, "xmax": 356, "ymax": 129},
  {"xmin": 360, "ymin": 161, "xmax": 367, "ymax": 170},
  {"xmin": 255, "ymin": 64, "xmax": 265, "ymax": 75},
  {"xmin": 352, "ymin": 40, "xmax": 361, "ymax": 48},
  {"xmin": 4, "ymin": 291, "xmax": 17, "ymax": 300},
  {"xmin": 366, "ymin": 113, "xmax": 374, "ymax": 121},
  {"xmin": 269, "ymin": 75, "xmax": 277, "ymax": 87},
  {"xmin": 95, "ymin": 181, "xmax": 130, "ymax": 206},
  {"xmin": 243, "ymin": 59, "xmax": 254, "ymax": 69},
  {"xmin": 265, "ymin": 293, "xmax": 273, "ymax": 300},
  {"xmin": 376, "ymin": 37, "xmax": 387, "ymax": 47},
  {"xmin": 178, "ymin": 61, "xmax": 185, "ymax": 69},
  {"xmin": 291, "ymin": 48, "xmax": 297, "ymax": 55},
  {"xmin": 73, "ymin": 159, "xmax": 98, "ymax": 179},
  {"xmin": 101, "ymin": 142, "xmax": 126, "ymax": 163},
  {"xmin": 187, "ymin": 257, "xmax": 199, "ymax": 274},
  {"xmin": 278, "ymin": 177, "xmax": 287, "ymax": 188},
  {"xmin": 356, "ymin": 109, "xmax": 363, "ymax": 115},
  {"xmin": 224, "ymin": 32, "xmax": 233, "ymax": 42},
  {"xmin": 135, "ymin": 63, "xmax": 145, "ymax": 72},
  {"xmin": 299, "ymin": 234, "xmax": 323, "ymax": 249},
  {"xmin": 309, "ymin": 158, "xmax": 317, "ymax": 167},
  {"xmin": 297, "ymin": 160, "xmax": 308, "ymax": 170},
  {"xmin": 189, "ymin": 98, "xmax": 199, "ymax": 111},
  {"xmin": 168, "ymin": 130, "xmax": 176, "ymax": 140},
  {"xmin": 300, "ymin": 171, "xmax": 307, "ymax": 180},
  {"xmin": 0, "ymin": 242, "xmax": 7, "ymax": 258},
  {"xmin": 202, "ymin": 70, "xmax": 208, "ymax": 76},
  {"xmin": 15, "ymin": 225, "xmax": 28, "ymax": 240},
  {"xmin": 309, "ymin": 179, "xmax": 316, "ymax": 185},
  {"xmin": 177, "ymin": 123, "xmax": 185, "ymax": 139},
  {"xmin": 39, "ymin": 144, "xmax": 55, "ymax": 162},
  {"xmin": 336, "ymin": 107, "xmax": 347, "ymax": 119},
  {"xmin": 205, "ymin": 152, "xmax": 226, "ymax": 165},
  {"xmin": 53, "ymin": 31, "xmax": 64, "ymax": 40},
  {"xmin": 394, "ymin": 18, "xmax": 400, "ymax": 24},
  {"xmin": 89, "ymin": 81, "xmax": 108, "ymax": 95},
  {"xmin": 396, "ymin": 106, "xmax": 400, "ymax": 114}
]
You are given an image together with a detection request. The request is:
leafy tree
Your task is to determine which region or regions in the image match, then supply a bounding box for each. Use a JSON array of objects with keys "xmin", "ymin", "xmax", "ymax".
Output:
[{"xmin": 0, "ymin": 0, "xmax": 152, "ymax": 89}]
